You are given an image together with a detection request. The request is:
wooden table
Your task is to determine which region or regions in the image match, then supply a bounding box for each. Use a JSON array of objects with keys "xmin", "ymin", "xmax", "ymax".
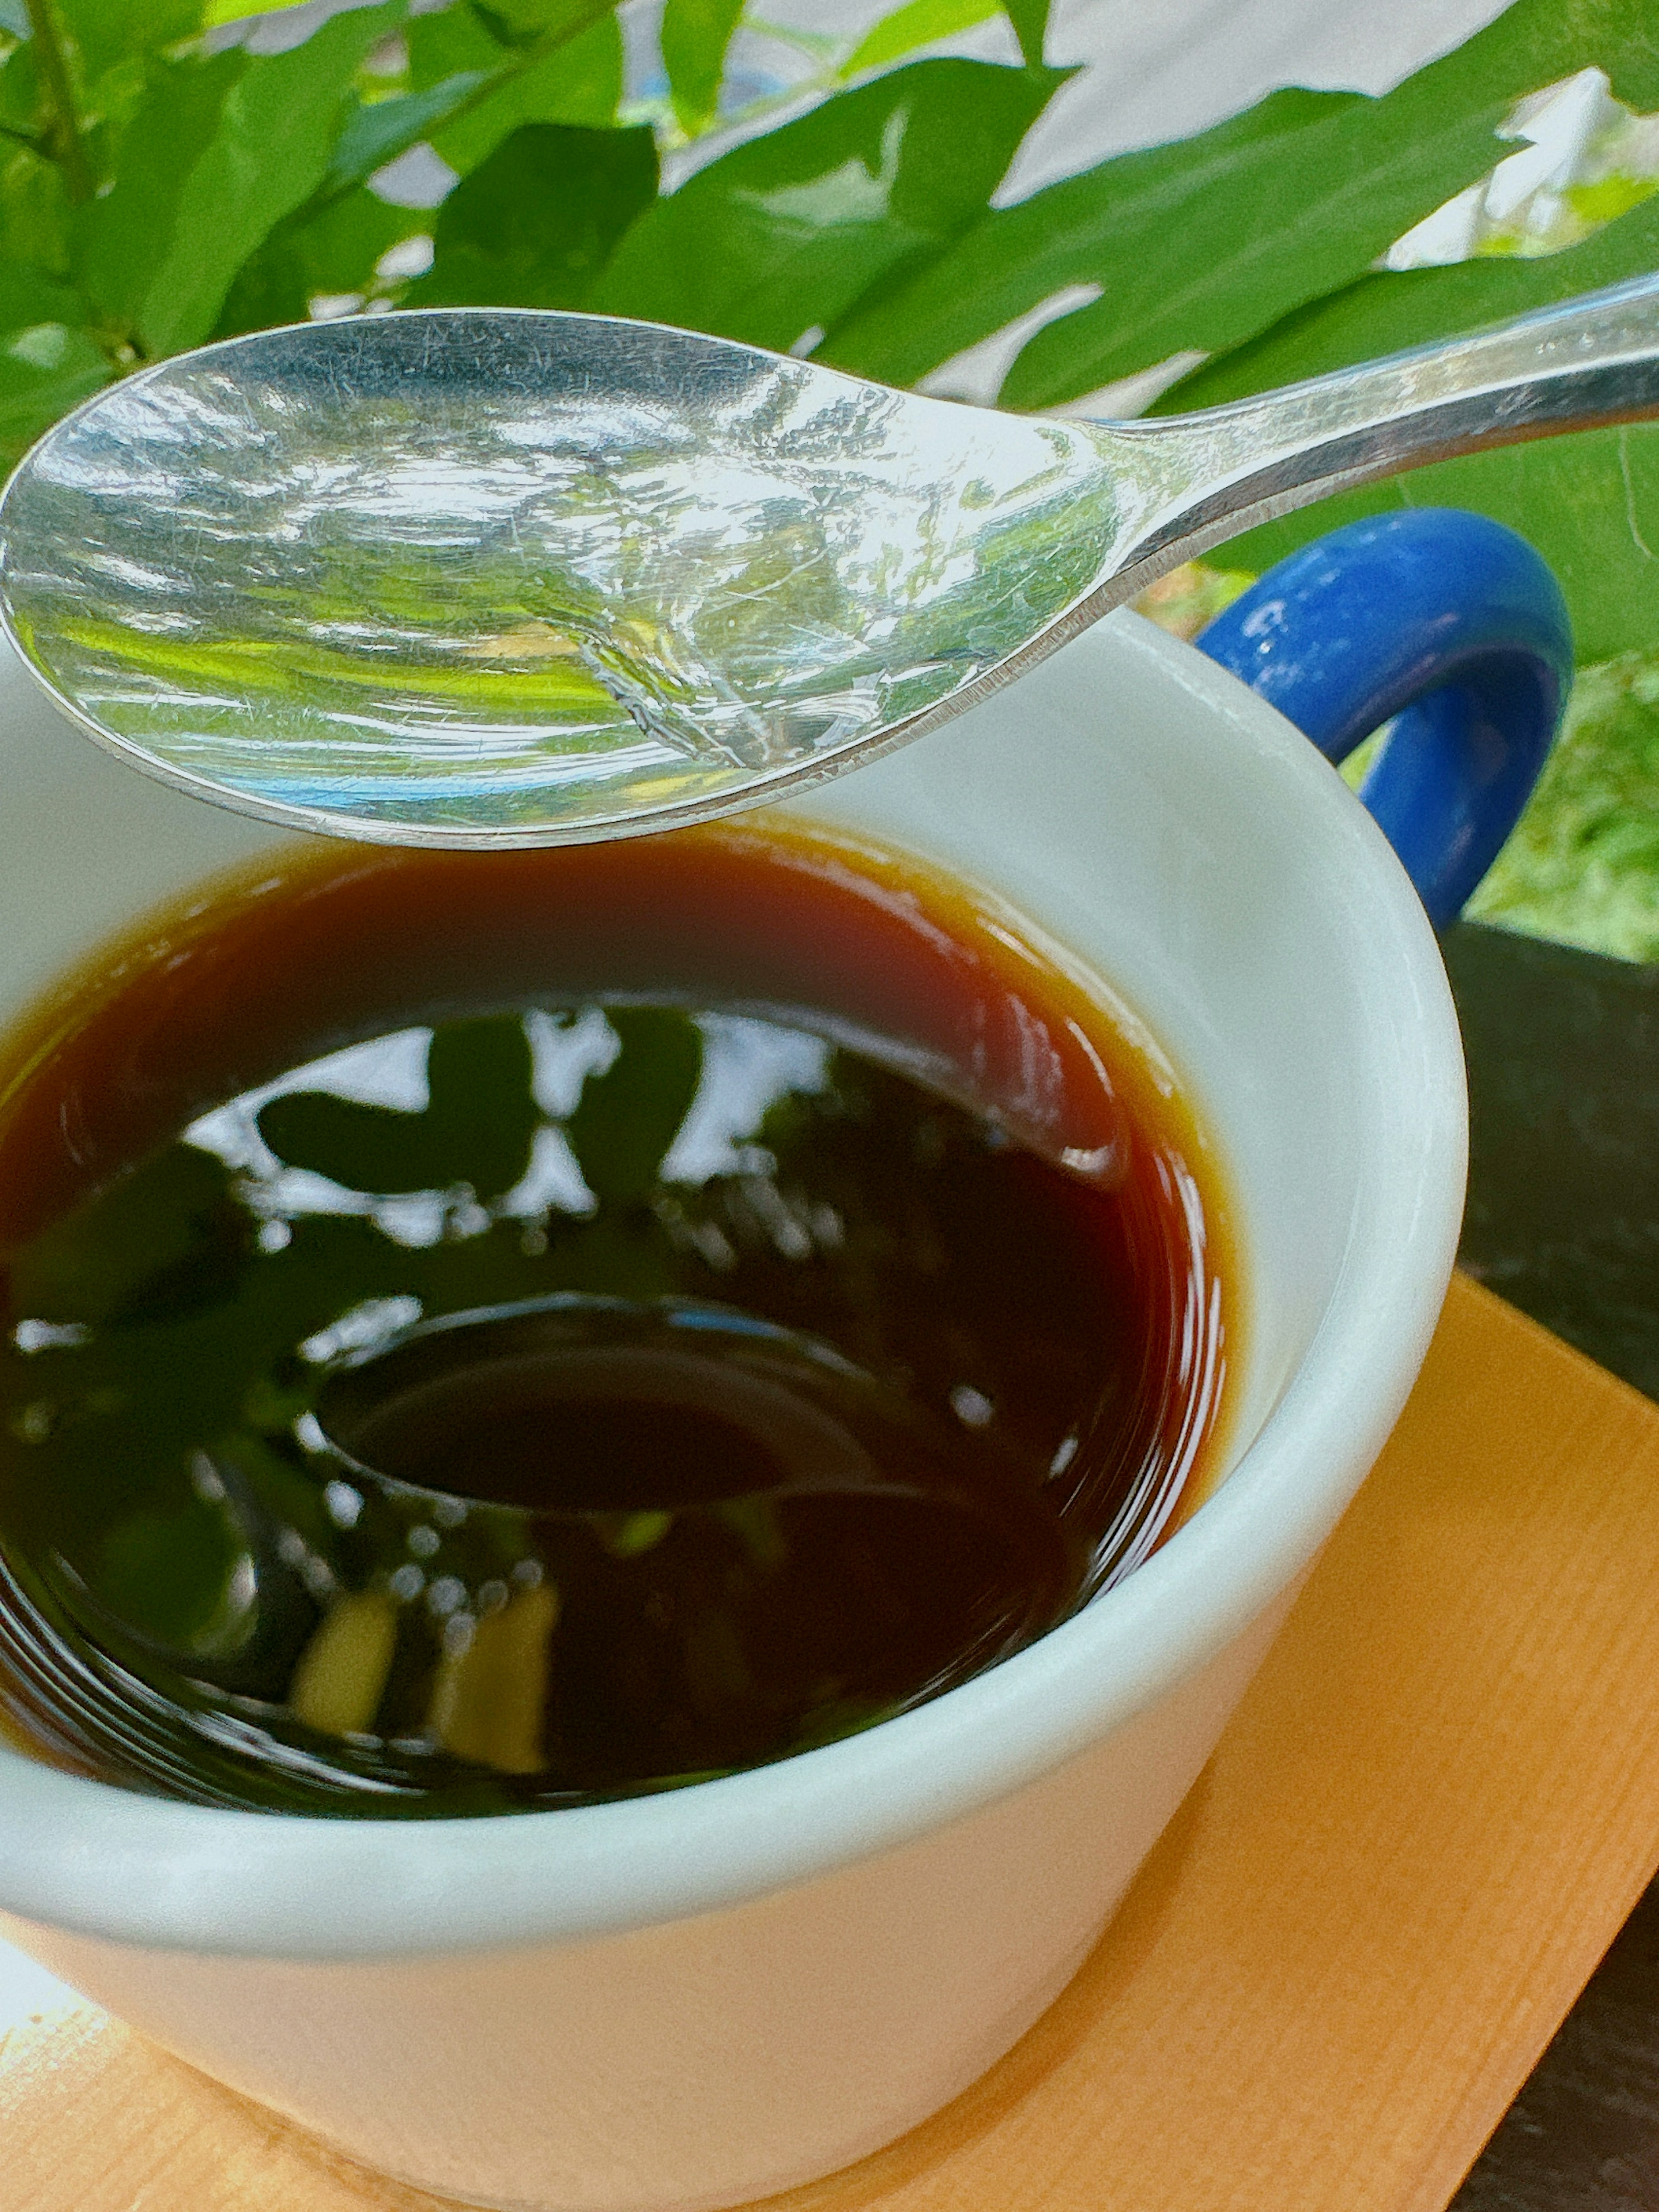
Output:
[{"xmin": 1449, "ymin": 919, "xmax": 1659, "ymax": 2212}]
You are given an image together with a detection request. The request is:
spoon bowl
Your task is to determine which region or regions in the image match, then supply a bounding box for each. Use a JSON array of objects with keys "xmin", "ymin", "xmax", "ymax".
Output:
[{"xmin": 2, "ymin": 281, "xmax": 1656, "ymax": 846}]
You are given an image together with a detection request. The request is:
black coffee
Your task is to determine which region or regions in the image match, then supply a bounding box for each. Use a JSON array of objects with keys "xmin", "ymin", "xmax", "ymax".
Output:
[{"xmin": 0, "ymin": 824, "xmax": 1234, "ymax": 1815}]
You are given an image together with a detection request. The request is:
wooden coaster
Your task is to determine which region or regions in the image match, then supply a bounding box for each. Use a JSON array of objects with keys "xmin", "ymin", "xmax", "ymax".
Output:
[{"xmin": 7, "ymin": 1271, "xmax": 1659, "ymax": 2212}]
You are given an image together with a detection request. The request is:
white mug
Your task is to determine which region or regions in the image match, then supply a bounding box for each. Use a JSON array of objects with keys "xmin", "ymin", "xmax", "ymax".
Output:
[{"xmin": 0, "ymin": 604, "xmax": 1464, "ymax": 2211}]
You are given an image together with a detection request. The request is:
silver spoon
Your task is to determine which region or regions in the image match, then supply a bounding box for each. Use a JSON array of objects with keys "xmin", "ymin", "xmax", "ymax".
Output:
[{"xmin": 1, "ymin": 275, "xmax": 1656, "ymax": 849}]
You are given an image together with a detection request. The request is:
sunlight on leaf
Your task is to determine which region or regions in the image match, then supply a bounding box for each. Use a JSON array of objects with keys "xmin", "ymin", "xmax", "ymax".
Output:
[
  {"xmin": 201, "ymin": 0, "xmax": 302, "ymax": 22},
  {"xmin": 661, "ymin": 0, "xmax": 744, "ymax": 136},
  {"xmin": 839, "ymin": 0, "xmax": 1000, "ymax": 81},
  {"xmin": 1132, "ymin": 560, "xmax": 1254, "ymax": 643}
]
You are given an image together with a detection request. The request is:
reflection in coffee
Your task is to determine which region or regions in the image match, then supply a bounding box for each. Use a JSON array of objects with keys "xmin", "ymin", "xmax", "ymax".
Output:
[{"xmin": 0, "ymin": 824, "xmax": 1234, "ymax": 1815}]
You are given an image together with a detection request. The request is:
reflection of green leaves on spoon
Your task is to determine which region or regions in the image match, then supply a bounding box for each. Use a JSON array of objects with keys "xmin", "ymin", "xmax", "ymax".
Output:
[
  {"xmin": 259, "ymin": 1015, "xmax": 540, "ymax": 1199},
  {"xmin": 57, "ymin": 618, "xmax": 619, "ymax": 721}
]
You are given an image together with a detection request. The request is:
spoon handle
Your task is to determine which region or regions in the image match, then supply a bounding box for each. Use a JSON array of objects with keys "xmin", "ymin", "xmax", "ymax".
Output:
[{"xmin": 1106, "ymin": 270, "xmax": 1659, "ymax": 580}]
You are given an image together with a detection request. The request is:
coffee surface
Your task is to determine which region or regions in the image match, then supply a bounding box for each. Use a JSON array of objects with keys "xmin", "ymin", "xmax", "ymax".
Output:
[{"xmin": 0, "ymin": 825, "xmax": 1233, "ymax": 1815}]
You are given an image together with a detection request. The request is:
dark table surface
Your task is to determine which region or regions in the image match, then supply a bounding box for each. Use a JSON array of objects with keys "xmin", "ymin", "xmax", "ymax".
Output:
[{"xmin": 1434, "ymin": 921, "xmax": 1659, "ymax": 2211}]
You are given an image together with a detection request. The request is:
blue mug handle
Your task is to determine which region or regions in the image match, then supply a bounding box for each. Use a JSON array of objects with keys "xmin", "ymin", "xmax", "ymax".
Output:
[{"xmin": 1193, "ymin": 509, "xmax": 1573, "ymax": 929}]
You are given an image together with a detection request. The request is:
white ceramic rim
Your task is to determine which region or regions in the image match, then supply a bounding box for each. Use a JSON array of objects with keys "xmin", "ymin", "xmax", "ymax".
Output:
[{"xmin": 0, "ymin": 637, "xmax": 1467, "ymax": 1963}]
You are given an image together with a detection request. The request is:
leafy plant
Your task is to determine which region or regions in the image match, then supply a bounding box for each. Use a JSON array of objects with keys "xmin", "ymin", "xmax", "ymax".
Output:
[
  {"xmin": 0, "ymin": 0, "xmax": 1655, "ymax": 949},
  {"xmin": 590, "ymin": 55, "xmax": 1065, "ymax": 352},
  {"xmin": 2, "ymin": 0, "xmax": 1653, "ymax": 647},
  {"xmin": 1467, "ymin": 648, "xmax": 1659, "ymax": 961},
  {"xmin": 1165, "ymin": 192, "xmax": 1659, "ymax": 666}
]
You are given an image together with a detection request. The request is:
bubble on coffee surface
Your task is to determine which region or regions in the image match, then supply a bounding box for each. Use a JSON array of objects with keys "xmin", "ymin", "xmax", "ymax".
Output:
[{"xmin": 0, "ymin": 836, "xmax": 1231, "ymax": 1816}]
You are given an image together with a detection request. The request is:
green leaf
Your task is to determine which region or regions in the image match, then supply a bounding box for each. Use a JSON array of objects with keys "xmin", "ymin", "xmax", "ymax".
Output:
[
  {"xmin": 408, "ymin": 0, "xmax": 622, "ymax": 173},
  {"xmin": 1159, "ymin": 190, "xmax": 1659, "ymax": 407},
  {"xmin": 1177, "ymin": 196, "xmax": 1659, "ymax": 663},
  {"xmin": 0, "ymin": 256, "xmax": 78, "ymax": 322},
  {"xmin": 592, "ymin": 57, "xmax": 1065, "ymax": 354},
  {"xmin": 565, "ymin": 1008, "xmax": 703, "ymax": 1207},
  {"xmin": 71, "ymin": 47, "xmax": 243, "ymax": 328},
  {"xmin": 57, "ymin": 0, "xmax": 198, "ymax": 85},
  {"xmin": 839, "ymin": 0, "xmax": 999, "ymax": 79},
  {"xmin": 828, "ymin": 86, "xmax": 1500, "ymax": 399},
  {"xmin": 437, "ymin": 13, "xmax": 621, "ymax": 165},
  {"xmin": 136, "ymin": 1, "xmax": 397, "ymax": 357},
  {"xmin": 14, "ymin": 0, "xmax": 91, "ymax": 204},
  {"xmin": 825, "ymin": 0, "xmax": 1659, "ymax": 401},
  {"xmin": 258, "ymin": 1017, "xmax": 540, "ymax": 1200},
  {"xmin": 1468, "ymin": 652, "xmax": 1659, "ymax": 962},
  {"xmin": 1409, "ymin": 0, "xmax": 1659, "ymax": 120},
  {"xmin": 212, "ymin": 182, "xmax": 430, "ymax": 335},
  {"xmin": 0, "ymin": 45, "xmax": 73, "ymax": 266},
  {"xmin": 661, "ymin": 0, "xmax": 744, "ymax": 135},
  {"xmin": 0, "ymin": 33, "xmax": 36, "ymax": 133},
  {"xmin": 407, "ymin": 118, "xmax": 655, "ymax": 308},
  {"xmin": 321, "ymin": 70, "xmax": 488, "ymax": 197},
  {"xmin": 0, "ymin": 316, "xmax": 112, "ymax": 465},
  {"xmin": 284, "ymin": 181, "xmax": 432, "ymax": 290},
  {"xmin": 480, "ymin": 0, "xmax": 611, "ymax": 33},
  {"xmin": 200, "ymin": 0, "xmax": 297, "ymax": 22},
  {"xmin": 407, "ymin": 0, "xmax": 509, "ymax": 89},
  {"xmin": 1002, "ymin": 0, "xmax": 1048, "ymax": 69},
  {"xmin": 256, "ymin": 1090, "xmax": 459, "ymax": 1196}
]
